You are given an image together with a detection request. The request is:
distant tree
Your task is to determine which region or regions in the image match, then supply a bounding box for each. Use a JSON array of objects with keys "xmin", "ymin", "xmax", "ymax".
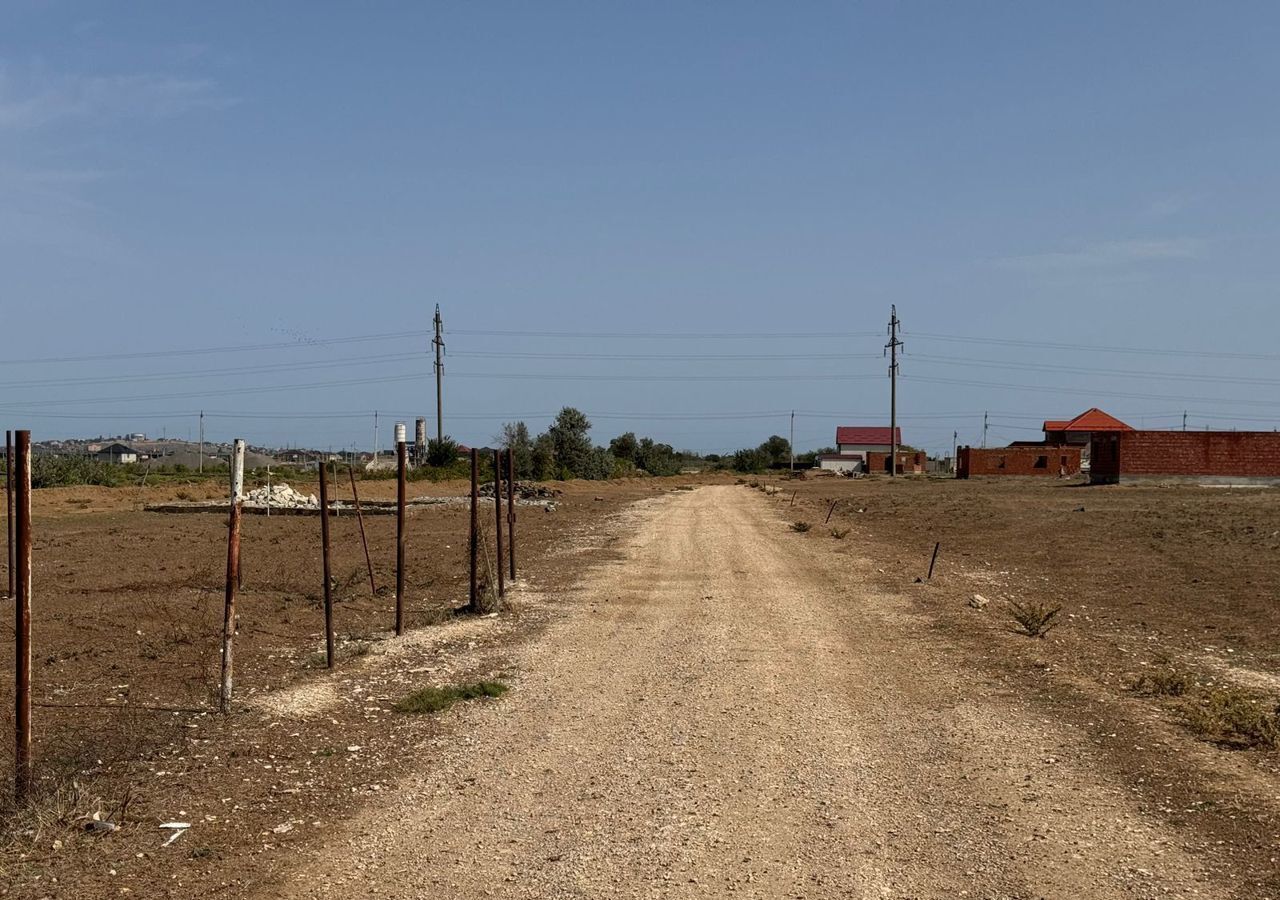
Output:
[
  {"xmin": 608, "ymin": 432, "xmax": 640, "ymax": 465},
  {"xmin": 426, "ymin": 436, "xmax": 461, "ymax": 467},
  {"xmin": 500, "ymin": 421, "xmax": 535, "ymax": 479},
  {"xmin": 531, "ymin": 432, "xmax": 556, "ymax": 481},
  {"xmin": 731, "ymin": 447, "xmax": 769, "ymax": 473},
  {"xmin": 582, "ymin": 447, "xmax": 617, "ymax": 481},
  {"xmin": 796, "ymin": 446, "xmax": 835, "ymax": 467},
  {"xmin": 758, "ymin": 435, "xmax": 792, "ymax": 467},
  {"xmin": 635, "ymin": 437, "xmax": 680, "ymax": 476},
  {"xmin": 548, "ymin": 407, "xmax": 595, "ymax": 479}
]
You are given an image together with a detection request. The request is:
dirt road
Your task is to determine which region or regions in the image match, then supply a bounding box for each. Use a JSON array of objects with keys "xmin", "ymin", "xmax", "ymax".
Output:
[{"xmin": 271, "ymin": 485, "xmax": 1227, "ymax": 898}]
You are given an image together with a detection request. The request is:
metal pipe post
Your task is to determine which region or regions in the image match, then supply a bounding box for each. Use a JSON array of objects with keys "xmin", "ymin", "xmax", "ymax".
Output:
[
  {"xmin": 319, "ymin": 460, "xmax": 335, "ymax": 668},
  {"xmin": 493, "ymin": 449, "xmax": 505, "ymax": 599},
  {"xmin": 469, "ymin": 448, "xmax": 478, "ymax": 611},
  {"xmin": 506, "ymin": 447, "xmax": 516, "ymax": 581},
  {"xmin": 396, "ymin": 440, "xmax": 407, "ymax": 634},
  {"xmin": 14, "ymin": 430, "xmax": 32, "ymax": 800}
]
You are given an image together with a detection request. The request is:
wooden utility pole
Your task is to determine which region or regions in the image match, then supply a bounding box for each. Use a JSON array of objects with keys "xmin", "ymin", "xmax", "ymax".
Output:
[
  {"xmin": 220, "ymin": 441, "xmax": 243, "ymax": 714},
  {"xmin": 432, "ymin": 305, "xmax": 446, "ymax": 445},
  {"xmin": 13, "ymin": 430, "xmax": 31, "ymax": 801},
  {"xmin": 885, "ymin": 305, "xmax": 903, "ymax": 477}
]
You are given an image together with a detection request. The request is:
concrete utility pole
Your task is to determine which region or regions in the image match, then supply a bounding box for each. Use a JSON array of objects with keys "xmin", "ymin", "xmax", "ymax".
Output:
[
  {"xmin": 1183, "ymin": 411, "xmax": 1188, "ymax": 432},
  {"xmin": 789, "ymin": 410, "xmax": 795, "ymax": 473},
  {"xmin": 982, "ymin": 412, "xmax": 989, "ymax": 449},
  {"xmin": 372, "ymin": 410, "xmax": 379, "ymax": 464},
  {"xmin": 952, "ymin": 430, "xmax": 958, "ymax": 472},
  {"xmin": 885, "ymin": 305, "xmax": 903, "ymax": 477},
  {"xmin": 432, "ymin": 305, "xmax": 446, "ymax": 445},
  {"xmin": 198, "ymin": 411, "xmax": 204, "ymax": 474}
]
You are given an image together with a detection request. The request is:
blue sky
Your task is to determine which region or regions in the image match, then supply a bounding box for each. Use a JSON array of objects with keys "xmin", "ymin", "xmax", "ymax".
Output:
[{"xmin": 2, "ymin": 2, "xmax": 1279, "ymax": 455}]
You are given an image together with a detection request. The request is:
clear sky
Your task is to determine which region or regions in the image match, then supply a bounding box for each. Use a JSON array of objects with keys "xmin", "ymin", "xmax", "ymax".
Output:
[{"xmin": 2, "ymin": 2, "xmax": 1279, "ymax": 456}]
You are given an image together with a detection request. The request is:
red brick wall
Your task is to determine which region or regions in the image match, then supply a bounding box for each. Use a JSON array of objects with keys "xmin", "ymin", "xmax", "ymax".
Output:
[
  {"xmin": 956, "ymin": 445, "xmax": 1081, "ymax": 478},
  {"xmin": 1103, "ymin": 431, "xmax": 1280, "ymax": 479},
  {"xmin": 866, "ymin": 450, "xmax": 926, "ymax": 475}
]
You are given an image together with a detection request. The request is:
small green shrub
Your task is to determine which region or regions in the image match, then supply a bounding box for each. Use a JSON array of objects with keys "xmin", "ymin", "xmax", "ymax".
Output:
[
  {"xmin": 830, "ymin": 527, "xmax": 850, "ymax": 539},
  {"xmin": 1006, "ymin": 600, "xmax": 1061, "ymax": 638},
  {"xmin": 394, "ymin": 680, "xmax": 509, "ymax": 714},
  {"xmin": 791, "ymin": 521, "xmax": 811, "ymax": 533}
]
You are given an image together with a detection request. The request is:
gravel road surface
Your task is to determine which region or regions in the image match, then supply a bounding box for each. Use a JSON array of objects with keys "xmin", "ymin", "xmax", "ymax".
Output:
[{"xmin": 272, "ymin": 485, "xmax": 1223, "ymax": 899}]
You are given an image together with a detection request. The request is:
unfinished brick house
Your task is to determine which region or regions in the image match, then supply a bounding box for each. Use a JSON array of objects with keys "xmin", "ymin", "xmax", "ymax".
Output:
[
  {"xmin": 1090, "ymin": 431, "xmax": 1280, "ymax": 485},
  {"xmin": 956, "ymin": 444, "xmax": 1082, "ymax": 479}
]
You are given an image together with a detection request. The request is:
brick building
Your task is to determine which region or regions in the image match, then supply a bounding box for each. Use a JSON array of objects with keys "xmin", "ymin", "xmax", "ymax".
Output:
[
  {"xmin": 1090, "ymin": 431, "xmax": 1280, "ymax": 485},
  {"xmin": 866, "ymin": 449, "xmax": 927, "ymax": 475},
  {"xmin": 956, "ymin": 445, "xmax": 1081, "ymax": 479}
]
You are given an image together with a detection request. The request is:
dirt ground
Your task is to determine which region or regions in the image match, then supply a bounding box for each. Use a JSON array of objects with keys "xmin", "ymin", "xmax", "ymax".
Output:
[
  {"xmin": 2, "ymin": 472, "xmax": 1280, "ymax": 897},
  {"xmin": 0, "ymin": 473, "xmax": 694, "ymax": 898}
]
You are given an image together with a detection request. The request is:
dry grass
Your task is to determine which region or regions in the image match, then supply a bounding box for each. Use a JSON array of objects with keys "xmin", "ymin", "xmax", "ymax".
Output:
[
  {"xmin": 1182, "ymin": 688, "xmax": 1280, "ymax": 749},
  {"xmin": 394, "ymin": 681, "xmax": 509, "ymax": 714},
  {"xmin": 830, "ymin": 527, "xmax": 850, "ymax": 539}
]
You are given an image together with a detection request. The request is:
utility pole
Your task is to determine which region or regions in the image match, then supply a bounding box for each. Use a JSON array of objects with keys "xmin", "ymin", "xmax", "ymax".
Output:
[
  {"xmin": 1183, "ymin": 411, "xmax": 1188, "ymax": 432},
  {"xmin": 884, "ymin": 305, "xmax": 903, "ymax": 477},
  {"xmin": 982, "ymin": 412, "xmax": 989, "ymax": 448},
  {"xmin": 372, "ymin": 410, "xmax": 379, "ymax": 464},
  {"xmin": 198, "ymin": 410, "xmax": 204, "ymax": 474},
  {"xmin": 789, "ymin": 410, "xmax": 795, "ymax": 473},
  {"xmin": 432, "ymin": 304, "xmax": 446, "ymax": 445},
  {"xmin": 952, "ymin": 430, "xmax": 958, "ymax": 472}
]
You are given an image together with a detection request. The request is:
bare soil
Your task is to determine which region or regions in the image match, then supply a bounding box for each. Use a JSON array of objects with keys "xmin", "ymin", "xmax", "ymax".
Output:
[
  {"xmin": 0, "ymin": 473, "xmax": 696, "ymax": 898},
  {"xmin": 3, "ymin": 473, "xmax": 1279, "ymax": 897}
]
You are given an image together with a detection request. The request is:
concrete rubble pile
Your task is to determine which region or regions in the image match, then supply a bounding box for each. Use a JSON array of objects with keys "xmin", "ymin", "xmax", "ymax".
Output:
[
  {"xmin": 478, "ymin": 481, "xmax": 561, "ymax": 501},
  {"xmin": 243, "ymin": 483, "xmax": 320, "ymax": 510}
]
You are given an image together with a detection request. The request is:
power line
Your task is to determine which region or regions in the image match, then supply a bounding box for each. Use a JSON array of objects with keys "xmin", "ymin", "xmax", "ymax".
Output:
[
  {"xmin": 452, "ymin": 350, "xmax": 883, "ymax": 361},
  {"xmin": 0, "ymin": 330, "xmax": 433, "ymax": 367},
  {"xmin": 908, "ymin": 331, "xmax": 1280, "ymax": 362},
  {"xmin": 911, "ymin": 353, "xmax": 1280, "ymax": 387},
  {"xmin": 450, "ymin": 329, "xmax": 884, "ymax": 339}
]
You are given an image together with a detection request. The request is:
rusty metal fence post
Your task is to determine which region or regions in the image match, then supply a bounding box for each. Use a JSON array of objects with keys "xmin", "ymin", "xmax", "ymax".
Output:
[
  {"xmin": 506, "ymin": 447, "xmax": 516, "ymax": 581},
  {"xmin": 14, "ymin": 430, "xmax": 32, "ymax": 801},
  {"xmin": 319, "ymin": 459, "xmax": 335, "ymax": 668},
  {"xmin": 6, "ymin": 430, "xmax": 13, "ymax": 600},
  {"xmin": 348, "ymin": 465, "xmax": 377, "ymax": 598},
  {"xmin": 219, "ymin": 454, "xmax": 243, "ymax": 714},
  {"xmin": 396, "ymin": 438, "xmax": 407, "ymax": 635},
  {"xmin": 493, "ymin": 449, "xmax": 505, "ymax": 599},
  {"xmin": 469, "ymin": 448, "xmax": 478, "ymax": 612}
]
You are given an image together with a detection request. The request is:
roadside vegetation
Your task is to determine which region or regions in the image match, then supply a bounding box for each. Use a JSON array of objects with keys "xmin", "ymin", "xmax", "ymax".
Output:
[{"xmin": 394, "ymin": 681, "xmax": 509, "ymax": 714}]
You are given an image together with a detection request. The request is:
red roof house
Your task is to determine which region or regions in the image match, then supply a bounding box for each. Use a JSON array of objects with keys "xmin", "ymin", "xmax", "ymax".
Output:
[{"xmin": 835, "ymin": 426, "xmax": 902, "ymax": 448}]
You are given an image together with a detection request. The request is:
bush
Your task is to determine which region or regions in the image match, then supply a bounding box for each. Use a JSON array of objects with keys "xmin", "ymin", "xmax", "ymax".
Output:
[
  {"xmin": 1131, "ymin": 669, "xmax": 1192, "ymax": 697},
  {"xmin": 1006, "ymin": 600, "xmax": 1061, "ymax": 638},
  {"xmin": 831, "ymin": 527, "xmax": 850, "ymax": 539},
  {"xmin": 30, "ymin": 455, "xmax": 124, "ymax": 488},
  {"xmin": 1183, "ymin": 689, "xmax": 1280, "ymax": 748},
  {"xmin": 791, "ymin": 521, "xmax": 811, "ymax": 533},
  {"xmin": 426, "ymin": 436, "xmax": 462, "ymax": 467}
]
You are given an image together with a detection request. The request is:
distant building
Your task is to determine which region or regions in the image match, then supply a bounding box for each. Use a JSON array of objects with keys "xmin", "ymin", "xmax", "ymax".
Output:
[
  {"xmin": 93, "ymin": 442, "xmax": 139, "ymax": 464},
  {"xmin": 1091, "ymin": 431, "xmax": 1280, "ymax": 485},
  {"xmin": 817, "ymin": 426, "xmax": 903, "ymax": 473},
  {"xmin": 1042, "ymin": 409, "xmax": 1132, "ymax": 469}
]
